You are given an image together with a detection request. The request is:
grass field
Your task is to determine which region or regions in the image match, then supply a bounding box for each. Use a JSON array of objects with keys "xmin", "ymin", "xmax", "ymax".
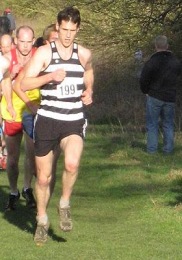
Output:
[{"xmin": 1, "ymin": 125, "xmax": 182, "ymax": 260}]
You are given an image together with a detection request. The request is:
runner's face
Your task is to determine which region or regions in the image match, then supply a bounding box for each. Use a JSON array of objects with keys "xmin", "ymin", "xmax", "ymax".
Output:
[
  {"xmin": 16, "ymin": 29, "xmax": 34, "ymax": 56},
  {"xmin": 1, "ymin": 43, "xmax": 12, "ymax": 54},
  {"xmin": 0, "ymin": 36, "xmax": 12, "ymax": 54},
  {"xmin": 48, "ymin": 31, "xmax": 58, "ymax": 42},
  {"xmin": 57, "ymin": 20, "xmax": 79, "ymax": 47}
]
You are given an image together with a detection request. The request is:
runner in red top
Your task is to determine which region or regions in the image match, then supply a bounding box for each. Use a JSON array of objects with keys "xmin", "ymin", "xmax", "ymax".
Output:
[{"xmin": 1, "ymin": 26, "xmax": 38, "ymax": 210}]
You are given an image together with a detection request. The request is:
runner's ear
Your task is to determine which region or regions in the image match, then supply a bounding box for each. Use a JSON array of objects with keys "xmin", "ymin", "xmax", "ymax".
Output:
[
  {"xmin": 32, "ymin": 37, "xmax": 35, "ymax": 46},
  {"xmin": 56, "ymin": 22, "xmax": 59, "ymax": 31}
]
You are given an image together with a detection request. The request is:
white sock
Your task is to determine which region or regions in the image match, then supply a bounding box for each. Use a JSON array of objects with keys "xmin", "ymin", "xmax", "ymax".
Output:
[
  {"xmin": 36, "ymin": 215, "xmax": 48, "ymax": 225},
  {"xmin": 60, "ymin": 198, "xmax": 70, "ymax": 208},
  {"xmin": 23, "ymin": 187, "xmax": 29, "ymax": 192},
  {"xmin": 10, "ymin": 191, "xmax": 19, "ymax": 196}
]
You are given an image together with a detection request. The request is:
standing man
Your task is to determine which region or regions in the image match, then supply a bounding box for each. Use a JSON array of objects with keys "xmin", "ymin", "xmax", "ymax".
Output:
[
  {"xmin": 3, "ymin": 8, "xmax": 16, "ymax": 35},
  {"xmin": 20, "ymin": 6, "xmax": 94, "ymax": 244},
  {"xmin": 140, "ymin": 35, "xmax": 181, "ymax": 154},
  {"xmin": 1, "ymin": 26, "xmax": 39, "ymax": 210}
]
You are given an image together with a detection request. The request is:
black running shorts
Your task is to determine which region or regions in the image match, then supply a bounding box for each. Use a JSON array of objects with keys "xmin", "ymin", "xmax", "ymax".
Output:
[{"xmin": 34, "ymin": 115, "xmax": 87, "ymax": 156}]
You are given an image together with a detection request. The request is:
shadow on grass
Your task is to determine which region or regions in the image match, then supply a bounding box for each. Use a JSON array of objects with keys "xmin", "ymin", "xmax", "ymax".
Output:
[
  {"xmin": 75, "ymin": 181, "xmax": 168, "ymax": 200},
  {"xmin": 167, "ymin": 178, "xmax": 182, "ymax": 207},
  {"xmin": 0, "ymin": 185, "xmax": 66, "ymax": 243}
]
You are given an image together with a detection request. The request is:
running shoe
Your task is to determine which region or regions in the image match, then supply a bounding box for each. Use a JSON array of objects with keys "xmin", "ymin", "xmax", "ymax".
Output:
[
  {"xmin": 5, "ymin": 191, "xmax": 20, "ymax": 211},
  {"xmin": 34, "ymin": 222, "xmax": 50, "ymax": 245},
  {"xmin": 22, "ymin": 188, "xmax": 36, "ymax": 208},
  {"xmin": 58, "ymin": 206, "xmax": 73, "ymax": 232}
]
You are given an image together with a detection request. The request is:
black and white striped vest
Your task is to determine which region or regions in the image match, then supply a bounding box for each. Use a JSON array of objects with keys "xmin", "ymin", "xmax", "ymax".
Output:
[{"xmin": 37, "ymin": 42, "xmax": 85, "ymax": 122}]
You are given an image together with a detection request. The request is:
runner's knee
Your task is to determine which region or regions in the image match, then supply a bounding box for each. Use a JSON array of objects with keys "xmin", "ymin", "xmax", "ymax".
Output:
[
  {"xmin": 65, "ymin": 159, "xmax": 79, "ymax": 174},
  {"xmin": 36, "ymin": 173, "xmax": 51, "ymax": 187}
]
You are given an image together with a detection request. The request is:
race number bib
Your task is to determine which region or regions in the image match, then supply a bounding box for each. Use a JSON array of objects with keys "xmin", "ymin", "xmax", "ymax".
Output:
[{"xmin": 57, "ymin": 83, "xmax": 76, "ymax": 98}]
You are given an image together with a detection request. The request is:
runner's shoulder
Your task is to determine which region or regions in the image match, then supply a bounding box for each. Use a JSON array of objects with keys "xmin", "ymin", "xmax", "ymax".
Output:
[
  {"xmin": 34, "ymin": 44, "xmax": 52, "ymax": 56},
  {"xmin": 77, "ymin": 45, "xmax": 92, "ymax": 67}
]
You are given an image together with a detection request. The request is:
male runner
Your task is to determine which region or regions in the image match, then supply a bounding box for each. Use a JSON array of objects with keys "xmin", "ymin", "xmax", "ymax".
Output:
[
  {"xmin": 1, "ymin": 26, "xmax": 39, "ymax": 210},
  {"xmin": 20, "ymin": 7, "xmax": 94, "ymax": 244}
]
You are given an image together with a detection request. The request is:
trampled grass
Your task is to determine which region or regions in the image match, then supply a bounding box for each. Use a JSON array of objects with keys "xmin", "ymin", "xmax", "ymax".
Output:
[{"xmin": 1, "ymin": 125, "xmax": 182, "ymax": 259}]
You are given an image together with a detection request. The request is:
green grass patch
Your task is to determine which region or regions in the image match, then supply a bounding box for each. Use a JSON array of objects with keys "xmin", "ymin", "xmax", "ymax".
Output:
[{"xmin": 1, "ymin": 125, "xmax": 182, "ymax": 259}]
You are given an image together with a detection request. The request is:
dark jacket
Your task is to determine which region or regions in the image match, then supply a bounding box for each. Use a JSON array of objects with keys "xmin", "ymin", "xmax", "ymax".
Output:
[
  {"xmin": 0, "ymin": 16, "xmax": 11, "ymax": 36},
  {"xmin": 140, "ymin": 51, "xmax": 181, "ymax": 102},
  {"xmin": 6, "ymin": 13, "xmax": 16, "ymax": 31}
]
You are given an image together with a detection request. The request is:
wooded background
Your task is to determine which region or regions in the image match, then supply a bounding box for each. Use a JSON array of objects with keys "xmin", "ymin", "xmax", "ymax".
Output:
[{"xmin": 2, "ymin": 0, "xmax": 182, "ymax": 130}]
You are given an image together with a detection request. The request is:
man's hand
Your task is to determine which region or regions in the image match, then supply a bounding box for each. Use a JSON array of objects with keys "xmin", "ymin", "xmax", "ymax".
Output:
[
  {"xmin": 11, "ymin": 63, "xmax": 21, "ymax": 80},
  {"xmin": 26, "ymin": 101, "xmax": 39, "ymax": 115},
  {"xmin": 7, "ymin": 104, "xmax": 16, "ymax": 121},
  {"xmin": 50, "ymin": 69, "xmax": 66, "ymax": 83},
  {"xmin": 81, "ymin": 89, "xmax": 93, "ymax": 105}
]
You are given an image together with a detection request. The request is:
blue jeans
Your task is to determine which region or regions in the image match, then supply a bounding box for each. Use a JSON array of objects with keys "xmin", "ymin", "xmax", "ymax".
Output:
[{"xmin": 146, "ymin": 95, "xmax": 175, "ymax": 153}]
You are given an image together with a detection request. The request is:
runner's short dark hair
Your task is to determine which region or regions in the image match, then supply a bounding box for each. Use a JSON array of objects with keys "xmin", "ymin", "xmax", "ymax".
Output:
[{"xmin": 57, "ymin": 6, "xmax": 81, "ymax": 27}]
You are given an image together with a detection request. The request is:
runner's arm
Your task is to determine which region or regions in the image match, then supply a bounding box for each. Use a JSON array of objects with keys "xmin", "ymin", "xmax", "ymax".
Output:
[
  {"xmin": 84, "ymin": 57, "xmax": 94, "ymax": 96},
  {"xmin": 0, "ymin": 56, "xmax": 10, "ymax": 76},
  {"xmin": 13, "ymin": 70, "xmax": 39, "ymax": 115},
  {"xmin": 1, "ymin": 71, "xmax": 16, "ymax": 120},
  {"xmin": 20, "ymin": 45, "xmax": 66, "ymax": 91},
  {"xmin": 79, "ymin": 46, "xmax": 94, "ymax": 105}
]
